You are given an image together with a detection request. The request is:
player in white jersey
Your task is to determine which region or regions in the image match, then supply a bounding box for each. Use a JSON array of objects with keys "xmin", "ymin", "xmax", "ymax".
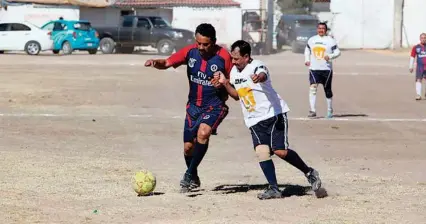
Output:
[
  {"xmin": 304, "ymin": 22, "xmax": 341, "ymax": 118},
  {"xmin": 211, "ymin": 40, "xmax": 323, "ymax": 200}
]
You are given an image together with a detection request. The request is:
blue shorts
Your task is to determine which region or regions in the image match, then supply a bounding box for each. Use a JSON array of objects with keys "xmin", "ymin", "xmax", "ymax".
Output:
[
  {"xmin": 250, "ymin": 113, "xmax": 289, "ymax": 151},
  {"xmin": 416, "ymin": 67, "xmax": 426, "ymax": 80},
  {"xmin": 183, "ymin": 103, "xmax": 229, "ymax": 143}
]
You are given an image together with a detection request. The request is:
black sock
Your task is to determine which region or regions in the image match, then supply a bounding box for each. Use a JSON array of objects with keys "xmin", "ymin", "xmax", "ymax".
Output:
[
  {"xmin": 259, "ymin": 160, "xmax": 278, "ymax": 187},
  {"xmin": 184, "ymin": 155, "xmax": 198, "ymax": 177},
  {"xmin": 283, "ymin": 149, "xmax": 311, "ymax": 174},
  {"xmin": 186, "ymin": 141, "xmax": 208, "ymax": 176}
]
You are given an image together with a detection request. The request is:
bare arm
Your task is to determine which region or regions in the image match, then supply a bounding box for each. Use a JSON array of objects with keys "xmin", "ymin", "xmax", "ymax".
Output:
[
  {"xmin": 144, "ymin": 59, "xmax": 172, "ymax": 70},
  {"xmin": 223, "ymin": 81, "xmax": 239, "ymax": 101},
  {"xmin": 212, "ymin": 71, "xmax": 239, "ymax": 101}
]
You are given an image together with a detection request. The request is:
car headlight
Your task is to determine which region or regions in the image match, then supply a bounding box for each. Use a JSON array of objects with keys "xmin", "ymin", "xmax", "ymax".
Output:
[
  {"xmin": 296, "ymin": 36, "xmax": 308, "ymax": 41},
  {"xmin": 172, "ymin": 32, "xmax": 183, "ymax": 38}
]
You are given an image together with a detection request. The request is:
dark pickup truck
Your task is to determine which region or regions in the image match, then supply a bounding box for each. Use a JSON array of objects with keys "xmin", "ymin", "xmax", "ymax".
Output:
[{"xmin": 95, "ymin": 15, "xmax": 194, "ymax": 55}]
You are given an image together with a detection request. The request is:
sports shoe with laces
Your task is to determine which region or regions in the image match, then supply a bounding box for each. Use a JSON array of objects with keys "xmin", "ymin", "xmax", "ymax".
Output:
[
  {"xmin": 306, "ymin": 168, "xmax": 322, "ymax": 192},
  {"xmin": 257, "ymin": 185, "xmax": 283, "ymax": 200}
]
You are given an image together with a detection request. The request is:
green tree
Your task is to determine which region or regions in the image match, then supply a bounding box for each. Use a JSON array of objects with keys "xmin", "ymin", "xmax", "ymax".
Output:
[{"xmin": 276, "ymin": 0, "xmax": 313, "ymax": 14}]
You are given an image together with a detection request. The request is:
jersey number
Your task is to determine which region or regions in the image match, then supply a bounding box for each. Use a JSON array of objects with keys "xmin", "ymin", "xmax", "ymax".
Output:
[
  {"xmin": 312, "ymin": 46, "xmax": 326, "ymax": 60},
  {"xmin": 237, "ymin": 87, "xmax": 256, "ymax": 112}
]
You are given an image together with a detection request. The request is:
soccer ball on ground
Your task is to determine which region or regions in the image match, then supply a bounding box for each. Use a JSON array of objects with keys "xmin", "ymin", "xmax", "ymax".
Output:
[{"xmin": 132, "ymin": 170, "xmax": 156, "ymax": 196}]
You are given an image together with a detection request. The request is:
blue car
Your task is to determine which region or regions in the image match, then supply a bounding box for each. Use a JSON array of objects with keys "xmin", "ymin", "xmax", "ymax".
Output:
[{"xmin": 41, "ymin": 19, "xmax": 100, "ymax": 55}]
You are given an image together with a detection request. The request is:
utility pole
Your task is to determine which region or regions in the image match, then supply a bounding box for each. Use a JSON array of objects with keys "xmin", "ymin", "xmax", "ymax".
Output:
[{"xmin": 266, "ymin": 0, "xmax": 274, "ymax": 54}]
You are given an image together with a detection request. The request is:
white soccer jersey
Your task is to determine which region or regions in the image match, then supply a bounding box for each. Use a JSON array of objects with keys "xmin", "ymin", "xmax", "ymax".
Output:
[
  {"xmin": 304, "ymin": 35, "xmax": 341, "ymax": 70},
  {"xmin": 230, "ymin": 59, "xmax": 290, "ymax": 128}
]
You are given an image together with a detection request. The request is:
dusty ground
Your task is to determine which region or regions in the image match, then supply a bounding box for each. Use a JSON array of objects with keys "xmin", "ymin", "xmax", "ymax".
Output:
[{"xmin": 0, "ymin": 49, "xmax": 425, "ymax": 224}]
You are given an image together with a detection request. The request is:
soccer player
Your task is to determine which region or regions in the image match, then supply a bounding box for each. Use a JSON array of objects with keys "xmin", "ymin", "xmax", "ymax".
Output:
[
  {"xmin": 409, "ymin": 33, "xmax": 426, "ymax": 100},
  {"xmin": 304, "ymin": 22, "xmax": 341, "ymax": 118},
  {"xmin": 144, "ymin": 23, "xmax": 232, "ymax": 193},
  {"xmin": 212, "ymin": 40, "xmax": 322, "ymax": 200}
]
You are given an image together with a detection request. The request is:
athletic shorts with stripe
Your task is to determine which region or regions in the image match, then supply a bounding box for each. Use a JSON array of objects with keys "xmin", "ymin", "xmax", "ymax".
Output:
[
  {"xmin": 183, "ymin": 103, "xmax": 229, "ymax": 143},
  {"xmin": 250, "ymin": 113, "xmax": 289, "ymax": 151}
]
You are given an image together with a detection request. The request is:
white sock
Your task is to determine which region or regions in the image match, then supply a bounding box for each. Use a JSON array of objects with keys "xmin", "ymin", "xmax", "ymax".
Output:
[
  {"xmin": 416, "ymin": 81, "xmax": 422, "ymax": 96},
  {"xmin": 309, "ymin": 88, "xmax": 316, "ymax": 112},
  {"xmin": 326, "ymin": 98, "xmax": 333, "ymax": 111}
]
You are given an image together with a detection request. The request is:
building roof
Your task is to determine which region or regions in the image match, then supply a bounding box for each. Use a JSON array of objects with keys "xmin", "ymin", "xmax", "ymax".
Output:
[{"xmin": 114, "ymin": 0, "xmax": 240, "ymax": 8}]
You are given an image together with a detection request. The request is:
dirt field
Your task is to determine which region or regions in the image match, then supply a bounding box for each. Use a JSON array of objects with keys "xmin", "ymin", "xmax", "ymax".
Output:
[{"xmin": 0, "ymin": 49, "xmax": 425, "ymax": 224}]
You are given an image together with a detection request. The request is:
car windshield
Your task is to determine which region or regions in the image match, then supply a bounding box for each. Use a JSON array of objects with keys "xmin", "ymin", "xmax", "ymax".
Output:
[
  {"xmin": 74, "ymin": 22, "xmax": 92, "ymax": 31},
  {"xmin": 149, "ymin": 17, "xmax": 171, "ymax": 28}
]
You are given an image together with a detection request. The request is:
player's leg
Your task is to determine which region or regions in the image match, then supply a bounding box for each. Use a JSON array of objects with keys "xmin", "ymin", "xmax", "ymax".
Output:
[
  {"xmin": 415, "ymin": 68, "xmax": 423, "ymax": 100},
  {"xmin": 423, "ymin": 73, "xmax": 426, "ymax": 98},
  {"xmin": 271, "ymin": 113, "xmax": 322, "ymax": 192},
  {"xmin": 250, "ymin": 116, "xmax": 282, "ymax": 200},
  {"xmin": 180, "ymin": 105, "xmax": 228, "ymax": 192},
  {"xmin": 323, "ymin": 70, "xmax": 334, "ymax": 118},
  {"xmin": 308, "ymin": 70, "xmax": 319, "ymax": 117}
]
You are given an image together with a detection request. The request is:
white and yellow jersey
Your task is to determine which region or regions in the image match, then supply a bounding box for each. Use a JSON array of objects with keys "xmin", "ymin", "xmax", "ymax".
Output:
[
  {"xmin": 230, "ymin": 59, "xmax": 290, "ymax": 128},
  {"xmin": 304, "ymin": 34, "xmax": 341, "ymax": 71}
]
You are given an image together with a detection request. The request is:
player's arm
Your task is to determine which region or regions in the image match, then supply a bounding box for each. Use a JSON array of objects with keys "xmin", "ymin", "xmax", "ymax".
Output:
[
  {"xmin": 304, "ymin": 39, "xmax": 311, "ymax": 66},
  {"xmin": 251, "ymin": 64, "xmax": 269, "ymax": 83},
  {"xmin": 409, "ymin": 46, "xmax": 416, "ymax": 72},
  {"xmin": 144, "ymin": 44, "xmax": 194, "ymax": 70},
  {"xmin": 215, "ymin": 71, "xmax": 239, "ymax": 101},
  {"xmin": 328, "ymin": 38, "xmax": 341, "ymax": 60}
]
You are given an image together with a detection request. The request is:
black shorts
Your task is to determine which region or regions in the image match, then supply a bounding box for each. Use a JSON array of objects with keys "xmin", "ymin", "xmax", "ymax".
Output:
[
  {"xmin": 309, "ymin": 70, "xmax": 333, "ymax": 87},
  {"xmin": 250, "ymin": 113, "xmax": 289, "ymax": 151}
]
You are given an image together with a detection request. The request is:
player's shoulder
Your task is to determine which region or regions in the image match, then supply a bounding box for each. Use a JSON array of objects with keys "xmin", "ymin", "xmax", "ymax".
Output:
[
  {"xmin": 180, "ymin": 44, "xmax": 198, "ymax": 55},
  {"xmin": 250, "ymin": 59, "xmax": 266, "ymax": 68},
  {"xmin": 216, "ymin": 46, "xmax": 231, "ymax": 60}
]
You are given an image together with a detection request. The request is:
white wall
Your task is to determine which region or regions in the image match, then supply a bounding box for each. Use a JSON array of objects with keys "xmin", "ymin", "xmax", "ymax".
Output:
[
  {"xmin": 80, "ymin": 7, "xmax": 119, "ymax": 27},
  {"xmin": 233, "ymin": 0, "xmax": 259, "ymax": 10},
  {"xmin": 402, "ymin": 0, "xmax": 426, "ymax": 48},
  {"xmin": 330, "ymin": 0, "xmax": 395, "ymax": 49},
  {"xmin": 172, "ymin": 7, "xmax": 242, "ymax": 48},
  {"xmin": 0, "ymin": 4, "xmax": 79, "ymax": 27}
]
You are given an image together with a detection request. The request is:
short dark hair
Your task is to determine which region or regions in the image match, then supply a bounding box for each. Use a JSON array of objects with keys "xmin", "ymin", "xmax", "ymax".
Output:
[
  {"xmin": 195, "ymin": 23, "xmax": 216, "ymax": 43},
  {"xmin": 231, "ymin": 40, "xmax": 251, "ymax": 57},
  {"xmin": 318, "ymin": 22, "xmax": 328, "ymax": 31}
]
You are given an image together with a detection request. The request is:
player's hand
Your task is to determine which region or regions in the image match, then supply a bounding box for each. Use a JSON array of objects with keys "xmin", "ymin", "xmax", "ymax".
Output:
[
  {"xmin": 324, "ymin": 55, "xmax": 330, "ymax": 61},
  {"xmin": 144, "ymin": 59, "xmax": 155, "ymax": 67},
  {"xmin": 409, "ymin": 68, "xmax": 414, "ymax": 73},
  {"xmin": 305, "ymin": 61, "xmax": 311, "ymax": 66},
  {"xmin": 251, "ymin": 74, "xmax": 261, "ymax": 83},
  {"xmin": 211, "ymin": 71, "xmax": 224, "ymax": 88}
]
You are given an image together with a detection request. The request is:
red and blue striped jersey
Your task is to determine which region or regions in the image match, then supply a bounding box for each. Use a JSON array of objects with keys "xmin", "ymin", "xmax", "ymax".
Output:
[
  {"xmin": 166, "ymin": 44, "xmax": 232, "ymax": 107},
  {"xmin": 411, "ymin": 44, "xmax": 426, "ymax": 70}
]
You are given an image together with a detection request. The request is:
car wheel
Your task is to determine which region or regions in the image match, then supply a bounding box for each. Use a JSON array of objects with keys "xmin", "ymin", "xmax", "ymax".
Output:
[
  {"xmin": 62, "ymin": 41, "xmax": 73, "ymax": 55},
  {"xmin": 52, "ymin": 50, "xmax": 60, "ymax": 54},
  {"xmin": 0, "ymin": 51, "xmax": 4, "ymax": 54},
  {"xmin": 157, "ymin": 39, "xmax": 175, "ymax": 55},
  {"xmin": 25, "ymin": 41, "xmax": 41, "ymax": 55},
  {"xmin": 100, "ymin": 37, "xmax": 115, "ymax": 54},
  {"xmin": 88, "ymin": 49, "xmax": 98, "ymax": 55}
]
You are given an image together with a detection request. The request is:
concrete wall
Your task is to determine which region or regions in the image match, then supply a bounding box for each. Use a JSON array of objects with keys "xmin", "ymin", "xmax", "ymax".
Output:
[
  {"xmin": 0, "ymin": 4, "xmax": 79, "ymax": 27},
  {"xmin": 172, "ymin": 6, "xmax": 242, "ymax": 48},
  {"xmin": 402, "ymin": 0, "xmax": 426, "ymax": 48}
]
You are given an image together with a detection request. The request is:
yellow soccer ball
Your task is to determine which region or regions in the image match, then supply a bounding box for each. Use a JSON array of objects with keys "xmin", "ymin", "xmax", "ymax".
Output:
[{"xmin": 132, "ymin": 170, "xmax": 156, "ymax": 196}]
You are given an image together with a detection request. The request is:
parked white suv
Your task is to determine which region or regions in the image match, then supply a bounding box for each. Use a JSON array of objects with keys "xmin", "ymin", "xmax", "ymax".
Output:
[{"xmin": 0, "ymin": 21, "xmax": 53, "ymax": 55}]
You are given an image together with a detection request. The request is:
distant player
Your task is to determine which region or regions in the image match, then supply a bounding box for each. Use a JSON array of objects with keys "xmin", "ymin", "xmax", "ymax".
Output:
[
  {"xmin": 409, "ymin": 33, "xmax": 426, "ymax": 100},
  {"xmin": 304, "ymin": 22, "xmax": 341, "ymax": 118},
  {"xmin": 213, "ymin": 40, "xmax": 322, "ymax": 200},
  {"xmin": 144, "ymin": 23, "xmax": 232, "ymax": 193}
]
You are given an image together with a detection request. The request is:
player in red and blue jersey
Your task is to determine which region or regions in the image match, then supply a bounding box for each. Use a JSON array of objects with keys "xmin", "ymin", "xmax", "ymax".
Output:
[
  {"xmin": 144, "ymin": 23, "xmax": 232, "ymax": 193},
  {"xmin": 409, "ymin": 33, "xmax": 426, "ymax": 100}
]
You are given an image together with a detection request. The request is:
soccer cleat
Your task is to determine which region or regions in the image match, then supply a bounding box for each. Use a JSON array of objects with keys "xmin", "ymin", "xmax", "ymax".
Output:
[
  {"xmin": 257, "ymin": 185, "xmax": 283, "ymax": 200},
  {"xmin": 308, "ymin": 111, "xmax": 317, "ymax": 118},
  {"xmin": 179, "ymin": 173, "xmax": 192, "ymax": 193},
  {"xmin": 416, "ymin": 95, "xmax": 422, "ymax": 100},
  {"xmin": 190, "ymin": 176, "xmax": 201, "ymax": 189},
  {"xmin": 326, "ymin": 109, "xmax": 333, "ymax": 118},
  {"xmin": 306, "ymin": 168, "xmax": 322, "ymax": 192}
]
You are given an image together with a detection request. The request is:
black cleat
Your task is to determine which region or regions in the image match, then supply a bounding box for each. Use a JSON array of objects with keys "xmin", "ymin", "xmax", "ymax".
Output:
[
  {"xmin": 179, "ymin": 173, "xmax": 192, "ymax": 193},
  {"xmin": 306, "ymin": 168, "xmax": 322, "ymax": 192},
  {"xmin": 190, "ymin": 176, "xmax": 201, "ymax": 189},
  {"xmin": 257, "ymin": 185, "xmax": 283, "ymax": 200}
]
